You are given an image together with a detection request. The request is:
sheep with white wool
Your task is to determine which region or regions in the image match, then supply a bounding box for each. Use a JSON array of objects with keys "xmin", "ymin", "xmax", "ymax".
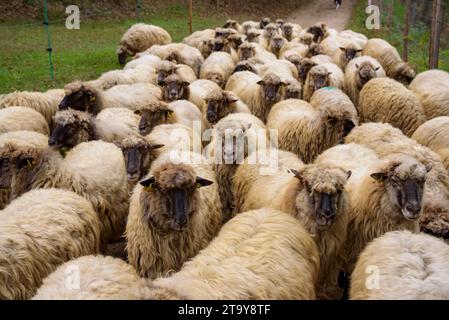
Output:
[
  {"xmin": 59, "ymin": 81, "xmax": 161, "ymax": 115},
  {"xmin": 321, "ymin": 35, "xmax": 363, "ymax": 70},
  {"xmin": 303, "ymin": 63, "xmax": 344, "ymax": 101},
  {"xmin": 409, "ymin": 69, "xmax": 449, "ymax": 119},
  {"xmin": 358, "ymin": 77, "xmax": 426, "ymax": 136},
  {"xmin": 363, "ymin": 38, "xmax": 416, "ymax": 84},
  {"xmin": 350, "ymin": 231, "xmax": 449, "ymax": 299},
  {"xmin": 241, "ymin": 21, "xmax": 261, "ymax": 34},
  {"xmin": 267, "ymin": 89, "xmax": 358, "ymax": 163},
  {"xmin": 124, "ymin": 53, "xmax": 162, "ymax": 70},
  {"xmin": 306, "ymin": 22, "xmax": 329, "ymax": 43},
  {"xmin": 278, "ymin": 41, "xmax": 309, "ymax": 59},
  {"xmin": 257, "ymin": 59, "xmax": 301, "ymax": 99},
  {"xmin": 0, "ymin": 106, "xmax": 49, "ymax": 135},
  {"xmin": 282, "ymin": 22, "xmax": 303, "ymax": 41},
  {"xmin": 182, "ymin": 29, "xmax": 215, "ymax": 57},
  {"xmin": 226, "ymin": 71, "xmax": 286, "ymax": 123},
  {"xmin": 8, "ymin": 140, "xmax": 129, "ymax": 249},
  {"xmin": 117, "ymin": 23, "xmax": 171, "ymax": 65},
  {"xmin": 155, "ymin": 60, "xmax": 197, "ymax": 86},
  {"xmin": 343, "ymin": 55, "xmax": 385, "ymax": 107},
  {"xmin": 0, "ymin": 88, "xmax": 64, "ymax": 124},
  {"xmin": 126, "ymin": 151, "xmax": 222, "ymax": 278},
  {"xmin": 222, "ymin": 19, "xmax": 244, "ymax": 34},
  {"xmin": 0, "ymin": 188, "xmax": 100, "ymax": 299},
  {"xmin": 268, "ymin": 34, "xmax": 288, "ymax": 58},
  {"xmin": 233, "ymin": 150, "xmax": 351, "ymax": 299},
  {"xmin": 259, "ymin": 23, "xmax": 280, "ymax": 50},
  {"xmin": 237, "ymin": 42, "xmax": 277, "ymax": 64},
  {"xmin": 149, "ymin": 208, "xmax": 320, "ymax": 300},
  {"xmin": 33, "ymin": 255, "xmax": 152, "ymax": 300},
  {"xmin": 339, "ymin": 30, "xmax": 368, "ymax": 48},
  {"xmin": 200, "ymin": 51, "xmax": 236, "ymax": 88},
  {"xmin": 88, "ymin": 65, "xmax": 157, "ymax": 90}
]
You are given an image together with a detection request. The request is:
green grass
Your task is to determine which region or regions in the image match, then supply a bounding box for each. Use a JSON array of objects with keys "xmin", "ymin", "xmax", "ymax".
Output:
[
  {"xmin": 347, "ymin": 0, "xmax": 449, "ymax": 73},
  {"xmin": 0, "ymin": 3, "xmax": 224, "ymax": 93}
]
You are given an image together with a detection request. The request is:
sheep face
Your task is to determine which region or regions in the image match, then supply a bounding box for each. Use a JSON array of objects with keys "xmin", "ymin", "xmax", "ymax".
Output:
[
  {"xmin": 264, "ymin": 23, "xmax": 279, "ymax": 38},
  {"xmin": 117, "ymin": 47, "xmax": 128, "ymax": 66},
  {"xmin": 258, "ymin": 74, "xmax": 285, "ymax": 103},
  {"xmin": 205, "ymin": 92, "xmax": 239, "ymax": 124},
  {"xmin": 201, "ymin": 40, "xmax": 214, "ymax": 58},
  {"xmin": 291, "ymin": 166, "xmax": 351, "ymax": 228},
  {"xmin": 223, "ymin": 20, "xmax": 239, "ymax": 31},
  {"xmin": 307, "ymin": 66, "xmax": 331, "ymax": 92},
  {"xmin": 0, "ymin": 152, "xmax": 11, "ymax": 189},
  {"xmin": 307, "ymin": 24, "xmax": 327, "ymax": 43},
  {"xmin": 206, "ymin": 72, "xmax": 225, "ymax": 88},
  {"xmin": 296, "ymin": 58, "xmax": 317, "ymax": 80},
  {"xmin": 260, "ymin": 17, "xmax": 271, "ymax": 29},
  {"xmin": 156, "ymin": 61, "xmax": 177, "ymax": 86},
  {"xmin": 300, "ymin": 33, "xmax": 314, "ymax": 46},
  {"xmin": 139, "ymin": 164, "xmax": 213, "ymax": 231},
  {"xmin": 10, "ymin": 148, "xmax": 44, "ymax": 198},
  {"xmin": 307, "ymin": 43, "xmax": 324, "ymax": 57},
  {"xmin": 136, "ymin": 104, "xmax": 173, "ymax": 135},
  {"xmin": 49, "ymin": 111, "xmax": 92, "ymax": 149},
  {"xmin": 212, "ymin": 37, "xmax": 232, "ymax": 54},
  {"xmin": 370, "ymin": 157, "xmax": 432, "ymax": 221},
  {"xmin": 393, "ymin": 62, "xmax": 416, "ymax": 85},
  {"xmin": 212, "ymin": 120, "xmax": 253, "ymax": 164},
  {"xmin": 284, "ymin": 82, "xmax": 302, "ymax": 99},
  {"xmin": 246, "ymin": 30, "xmax": 261, "ymax": 43},
  {"xmin": 60, "ymin": 83, "xmax": 99, "ymax": 114},
  {"xmin": 160, "ymin": 75, "xmax": 190, "ymax": 102},
  {"xmin": 356, "ymin": 62, "xmax": 379, "ymax": 89},
  {"xmin": 276, "ymin": 19, "xmax": 284, "ymax": 28},
  {"xmin": 233, "ymin": 61, "xmax": 255, "ymax": 74},
  {"xmin": 339, "ymin": 46, "xmax": 362, "ymax": 64},
  {"xmin": 282, "ymin": 23, "xmax": 294, "ymax": 41},
  {"xmin": 270, "ymin": 36, "xmax": 286, "ymax": 55},
  {"xmin": 238, "ymin": 44, "xmax": 255, "ymax": 61},
  {"xmin": 228, "ymin": 34, "xmax": 244, "ymax": 50}
]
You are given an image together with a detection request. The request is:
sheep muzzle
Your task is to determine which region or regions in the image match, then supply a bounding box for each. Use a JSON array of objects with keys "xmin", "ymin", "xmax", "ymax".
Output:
[{"xmin": 401, "ymin": 179, "xmax": 423, "ymax": 221}]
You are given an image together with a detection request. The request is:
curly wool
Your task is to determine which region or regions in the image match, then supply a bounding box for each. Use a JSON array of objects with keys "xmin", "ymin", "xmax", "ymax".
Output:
[
  {"xmin": 0, "ymin": 106, "xmax": 49, "ymax": 135},
  {"xmin": 0, "ymin": 189, "xmax": 100, "ymax": 300},
  {"xmin": 303, "ymin": 63, "xmax": 344, "ymax": 101},
  {"xmin": 200, "ymin": 52, "xmax": 236, "ymax": 88},
  {"xmin": 117, "ymin": 23, "xmax": 171, "ymax": 57}
]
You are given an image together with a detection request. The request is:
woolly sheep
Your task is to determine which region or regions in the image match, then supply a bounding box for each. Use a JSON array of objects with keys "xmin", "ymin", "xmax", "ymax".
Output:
[
  {"xmin": 259, "ymin": 23, "xmax": 280, "ymax": 50},
  {"xmin": 59, "ymin": 81, "xmax": 161, "ymax": 115},
  {"xmin": 117, "ymin": 23, "xmax": 172, "ymax": 65},
  {"xmin": 0, "ymin": 88, "xmax": 65, "ymax": 124},
  {"xmin": 242, "ymin": 20, "xmax": 261, "ymax": 34},
  {"xmin": 268, "ymin": 34, "xmax": 288, "ymax": 58},
  {"xmin": 412, "ymin": 117, "xmax": 449, "ymax": 171},
  {"xmin": 0, "ymin": 106, "xmax": 49, "ymax": 135},
  {"xmin": 278, "ymin": 41, "xmax": 309, "ymax": 59},
  {"xmin": 200, "ymin": 51, "xmax": 236, "ymax": 88},
  {"xmin": 149, "ymin": 208, "xmax": 320, "ymax": 300},
  {"xmin": 350, "ymin": 231, "xmax": 449, "ymax": 299},
  {"xmin": 155, "ymin": 60, "xmax": 197, "ymax": 85},
  {"xmin": 237, "ymin": 42, "xmax": 277, "ymax": 64},
  {"xmin": 282, "ymin": 22, "xmax": 303, "ymax": 41},
  {"xmin": 343, "ymin": 56, "xmax": 385, "ymax": 108},
  {"xmin": 8, "ymin": 140, "xmax": 129, "ymax": 249},
  {"xmin": 307, "ymin": 22, "xmax": 329, "ymax": 43},
  {"xmin": 303, "ymin": 63, "xmax": 344, "ymax": 101},
  {"xmin": 233, "ymin": 149, "xmax": 351, "ymax": 299},
  {"xmin": 321, "ymin": 35, "xmax": 363, "ymax": 70},
  {"xmin": 126, "ymin": 151, "xmax": 222, "ymax": 278},
  {"xmin": 182, "ymin": 29, "xmax": 215, "ymax": 57},
  {"xmin": 88, "ymin": 65, "xmax": 157, "ymax": 90},
  {"xmin": 226, "ymin": 71, "xmax": 286, "ymax": 123},
  {"xmin": 0, "ymin": 188, "xmax": 100, "ymax": 299},
  {"xmin": 49, "ymin": 108, "xmax": 140, "ymax": 149},
  {"xmin": 409, "ymin": 69, "xmax": 449, "ymax": 119},
  {"xmin": 223, "ymin": 19, "xmax": 244, "ymax": 33},
  {"xmin": 267, "ymin": 89, "xmax": 358, "ymax": 163},
  {"xmin": 363, "ymin": 38, "xmax": 416, "ymax": 84},
  {"xmin": 33, "ymin": 255, "xmax": 152, "ymax": 300},
  {"xmin": 124, "ymin": 53, "xmax": 162, "ymax": 70},
  {"xmin": 358, "ymin": 77, "xmax": 426, "ymax": 136},
  {"xmin": 339, "ymin": 30, "xmax": 368, "ymax": 49}
]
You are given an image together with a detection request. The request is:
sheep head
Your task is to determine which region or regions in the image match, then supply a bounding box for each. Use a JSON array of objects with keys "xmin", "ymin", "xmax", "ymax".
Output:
[
  {"xmin": 49, "ymin": 110, "xmax": 94, "ymax": 149},
  {"xmin": 160, "ymin": 74, "xmax": 190, "ymax": 102},
  {"xmin": 223, "ymin": 19, "xmax": 240, "ymax": 31},
  {"xmin": 0, "ymin": 145, "xmax": 15, "ymax": 189},
  {"xmin": 269, "ymin": 35, "xmax": 287, "ymax": 56},
  {"xmin": 290, "ymin": 165, "xmax": 351, "ymax": 229},
  {"xmin": 233, "ymin": 60, "xmax": 256, "ymax": 74},
  {"xmin": 257, "ymin": 73, "xmax": 285, "ymax": 104},
  {"xmin": 294, "ymin": 57, "xmax": 317, "ymax": 81},
  {"xmin": 307, "ymin": 65, "xmax": 331, "ymax": 92},
  {"xmin": 260, "ymin": 17, "xmax": 271, "ymax": 29},
  {"xmin": 276, "ymin": 19, "xmax": 284, "ymax": 28},
  {"xmin": 392, "ymin": 62, "xmax": 416, "ymax": 85},
  {"xmin": 307, "ymin": 23, "xmax": 327, "ymax": 43},
  {"xmin": 282, "ymin": 23, "xmax": 294, "ymax": 41},
  {"xmin": 306, "ymin": 43, "xmax": 324, "ymax": 57},
  {"xmin": 246, "ymin": 29, "xmax": 261, "ymax": 43},
  {"xmin": 212, "ymin": 37, "xmax": 232, "ymax": 54},
  {"xmin": 370, "ymin": 155, "xmax": 432, "ymax": 221},
  {"xmin": 215, "ymin": 27, "xmax": 237, "ymax": 40},
  {"xmin": 238, "ymin": 42, "xmax": 255, "ymax": 61},
  {"xmin": 116, "ymin": 46, "xmax": 129, "ymax": 66},
  {"xmin": 156, "ymin": 60, "xmax": 177, "ymax": 86},
  {"xmin": 228, "ymin": 34, "xmax": 244, "ymax": 50},
  {"xmin": 135, "ymin": 101, "xmax": 174, "ymax": 135},
  {"xmin": 284, "ymin": 80, "xmax": 302, "ymax": 99},
  {"xmin": 263, "ymin": 23, "xmax": 279, "ymax": 38},
  {"xmin": 356, "ymin": 61, "xmax": 380, "ymax": 89},
  {"xmin": 300, "ymin": 32, "xmax": 314, "ymax": 46},
  {"xmin": 339, "ymin": 45, "xmax": 362, "ymax": 65},
  {"xmin": 139, "ymin": 163, "xmax": 213, "ymax": 231},
  {"xmin": 60, "ymin": 81, "xmax": 101, "ymax": 115},
  {"xmin": 205, "ymin": 91, "xmax": 239, "ymax": 125},
  {"xmin": 116, "ymin": 135, "xmax": 163, "ymax": 182}
]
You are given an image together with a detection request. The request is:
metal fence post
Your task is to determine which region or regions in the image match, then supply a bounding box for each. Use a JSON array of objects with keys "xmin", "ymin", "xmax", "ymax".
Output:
[{"xmin": 43, "ymin": 0, "xmax": 54, "ymax": 80}]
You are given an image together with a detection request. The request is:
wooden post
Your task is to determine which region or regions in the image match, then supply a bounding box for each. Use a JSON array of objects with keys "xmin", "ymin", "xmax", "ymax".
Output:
[
  {"xmin": 429, "ymin": 0, "xmax": 442, "ymax": 69},
  {"xmin": 403, "ymin": 0, "xmax": 411, "ymax": 62},
  {"xmin": 387, "ymin": 0, "xmax": 394, "ymax": 30},
  {"xmin": 188, "ymin": 0, "xmax": 193, "ymax": 34}
]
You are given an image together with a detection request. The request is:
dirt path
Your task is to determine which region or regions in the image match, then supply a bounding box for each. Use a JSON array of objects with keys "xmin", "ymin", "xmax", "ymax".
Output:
[{"xmin": 285, "ymin": 0, "xmax": 358, "ymax": 31}]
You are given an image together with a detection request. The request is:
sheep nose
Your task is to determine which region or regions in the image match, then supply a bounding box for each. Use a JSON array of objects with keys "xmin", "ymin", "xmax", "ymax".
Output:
[
  {"xmin": 406, "ymin": 204, "xmax": 421, "ymax": 216},
  {"xmin": 48, "ymin": 137, "xmax": 57, "ymax": 147}
]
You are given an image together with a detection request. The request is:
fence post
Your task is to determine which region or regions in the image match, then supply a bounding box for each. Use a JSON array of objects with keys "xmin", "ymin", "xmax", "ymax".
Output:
[
  {"xmin": 136, "ymin": 0, "xmax": 142, "ymax": 22},
  {"xmin": 403, "ymin": 0, "xmax": 411, "ymax": 62},
  {"xmin": 43, "ymin": 0, "xmax": 54, "ymax": 80},
  {"xmin": 429, "ymin": 0, "xmax": 442, "ymax": 69},
  {"xmin": 188, "ymin": 0, "xmax": 193, "ymax": 34},
  {"xmin": 387, "ymin": 0, "xmax": 394, "ymax": 30}
]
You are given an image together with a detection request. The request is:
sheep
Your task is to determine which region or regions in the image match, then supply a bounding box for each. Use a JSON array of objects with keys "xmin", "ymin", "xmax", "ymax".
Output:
[
  {"xmin": 222, "ymin": 19, "xmax": 243, "ymax": 33},
  {"xmin": 307, "ymin": 22, "xmax": 329, "ymax": 43},
  {"xmin": 0, "ymin": 88, "xmax": 65, "ymax": 124},
  {"xmin": 146, "ymin": 43, "xmax": 204, "ymax": 76},
  {"xmin": 88, "ymin": 65, "xmax": 157, "ymax": 90},
  {"xmin": 200, "ymin": 51, "xmax": 236, "ymax": 88},
  {"xmin": 303, "ymin": 63, "xmax": 344, "ymax": 101},
  {"xmin": 48, "ymin": 108, "xmax": 139, "ymax": 149},
  {"xmin": 182, "ymin": 29, "xmax": 215, "ymax": 56},
  {"xmin": 412, "ymin": 117, "xmax": 449, "ymax": 171},
  {"xmin": 285, "ymin": 56, "xmax": 317, "ymax": 87},
  {"xmin": 0, "ymin": 106, "xmax": 49, "ymax": 135},
  {"xmin": 345, "ymin": 123, "xmax": 449, "ymax": 244},
  {"xmin": 135, "ymin": 100, "xmax": 203, "ymax": 136},
  {"xmin": 59, "ymin": 81, "xmax": 161, "ymax": 115},
  {"xmin": 126, "ymin": 151, "xmax": 222, "ymax": 278},
  {"xmin": 8, "ymin": 140, "xmax": 129, "ymax": 249},
  {"xmin": 316, "ymin": 143, "xmax": 432, "ymax": 274},
  {"xmin": 33, "ymin": 255, "xmax": 153, "ymax": 300},
  {"xmin": 363, "ymin": 38, "xmax": 416, "ymax": 84},
  {"xmin": 203, "ymin": 112, "xmax": 266, "ymax": 221},
  {"xmin": 117, "ymin": 23, "xmax": 171, "ymax": 65},
  {"xmin": 149, "ymin": 207, "xmax": 320, "ymax": 300},
  {"xmin": 409, "ymin": 69, "xmax": 449, "ymax": 119},
  {"xmin": 350, "ymin": 231, "xmax": 449, "ymax": 299},
  {"xmin": 242, "ymin": 20, "xmax": 261, "ymax": 34},
  {"xmin": 268, "ymin": 34, "xmax": 288, "ymax": 58},
  {"xmin": 278, "ymin": 41, "xmax": 309, "ymax": 59},
  {"xmin": 343, "ymin": 56, "xmax": 386, "ymax": 107},
  {"xmin": 0, "ymin": 188, "xmax": 100, "ymax": 299},
  {"xmin": 267, "ymin": 89, "xmax": 358, "ymax": 163},
  {"xmin": 339, "ymin": 30, "xmax": 368, "ymax": 49},
  {"xmin": 256, "ymin": 59, "xmax": 301, "ymax": 98},
  {"xmin": 358, "ymin": 77, "xmax": 426, "ymax": 136},
  {"xmin": 246, "ymin": 28, "xmax": 262, "ymax": 43},
  {"xmin": 321, "ymin": 35, "xmax": 363, "ymax": 69},
  {"xmin": 214, "ymin": 27, "xmax": 238, "ymax": 40},
  {"xmin": 233, "ymin": 150, "xmax": 351, "ymax": 299},
  {"xmin": 155, "ymin": 60, "xmax": 197, "ymax": 86},
  {"xmin": 124, "ymin": 53, "xmax": 162, "ymax": 70},
  {"xmin": 227, "ymin": 33, "xmax": 245, "ymax": 51},
  {"xmin": 117, "ymin": 124, "xmax": 193, "ymax": 182},
  {"xmin": 282, "ymin": 22, "xmax": 303, "ymax": 41},
  {"xmin": 237, "ymin": 42, "xmax": 276, "ymax": 64},
  {"xmin": 232, "ymin": 58, "xmax": 263, "ymax": 74},
  {"xmin": 226, "ymin": 71, "xmax": 286, "ymax": 123}
]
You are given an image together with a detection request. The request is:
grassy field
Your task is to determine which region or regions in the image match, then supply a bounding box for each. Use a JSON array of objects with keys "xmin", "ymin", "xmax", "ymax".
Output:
[
  {"xmin": 0, "ymin": 3, "xmax": 225, "ymax": 94},
  {"xmin": 347, "ymin": 0, "xmax": 449, "ymax": 74}
]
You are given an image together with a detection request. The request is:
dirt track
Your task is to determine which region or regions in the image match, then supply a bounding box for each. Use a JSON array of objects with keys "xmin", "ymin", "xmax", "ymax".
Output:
[{"xmin": 285, "ymin": 0, "xmax": 358, "ymax": 31}]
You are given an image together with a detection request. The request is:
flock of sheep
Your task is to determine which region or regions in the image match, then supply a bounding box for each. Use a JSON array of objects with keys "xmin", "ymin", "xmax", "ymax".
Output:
[{"xmin": 0, "ymin": 17, "xmax": 449, "ymax": 300}]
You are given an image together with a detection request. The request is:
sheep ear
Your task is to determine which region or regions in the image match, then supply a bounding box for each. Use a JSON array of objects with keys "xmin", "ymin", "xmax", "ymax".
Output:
[
  {"xmin": 346, "ymin": 170, "xmax": 352, "ymax": 179},
  {"xmin": 149, "ymin": 144, "xmax": 164, "ymax": 150},
  {"xmin": 425, "ymin": 163, "xmax": 433, "ymax": 173},
  {"xmin": 182, "ymin": 81, "xmax": 190, "ymax": 87},
  {"xmin": 370, "ymin": 172, "xmax": 387, "ymax": 182},
  {"xmin": 375, "ymin": 66, "xmax": 380, "ymax": 71},
  {"xmin": 257, "ymin": 80, "xmax": 265, "ymax": 85},
  {"xmin": 140, "ymin": 176, "xmax": 155, "ymax": 188},
  {"xmin": 339, "ymin": 47, "xmax": 346, "ymax": 51},
  {"xmin": 165, "ymin": 110, "xmax": 174, "ymax": 117},
  {"xmin": 195, "ymin": 176, "xmax": 214, "ymax": 188}
]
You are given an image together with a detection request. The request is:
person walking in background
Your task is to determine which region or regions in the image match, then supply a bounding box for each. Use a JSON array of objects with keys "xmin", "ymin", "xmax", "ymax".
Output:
[{"xmin": 335, "ymin": 0, "xmax": 342, "ymax": 10}]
